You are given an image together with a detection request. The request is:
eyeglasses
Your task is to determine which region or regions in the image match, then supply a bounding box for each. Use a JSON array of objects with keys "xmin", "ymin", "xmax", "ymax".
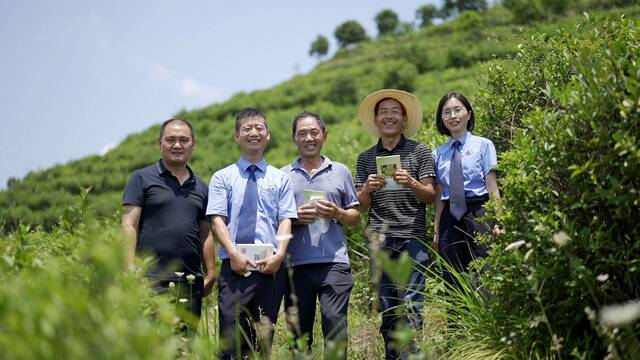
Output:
[{"xmin": 442, "ymin": 106, "xmax": 468, "ymax": 119}]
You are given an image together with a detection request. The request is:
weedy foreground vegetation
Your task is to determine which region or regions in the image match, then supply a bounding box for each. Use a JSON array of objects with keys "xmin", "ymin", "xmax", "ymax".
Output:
[{"xmin": 1, "ymin": 3, "xmax": 639, "ymax": 359}]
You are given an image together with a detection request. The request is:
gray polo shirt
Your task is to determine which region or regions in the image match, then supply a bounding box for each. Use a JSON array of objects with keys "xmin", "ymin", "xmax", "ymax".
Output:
[{"xmin": 282, "ymin": 156, "xmax": 359, "ymax": 266}]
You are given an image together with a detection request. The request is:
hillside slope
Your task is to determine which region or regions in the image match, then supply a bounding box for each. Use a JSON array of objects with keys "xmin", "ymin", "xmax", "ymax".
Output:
[{"xmin": 1, "ymin": 4, "xmax": 637, "ymax": 230}]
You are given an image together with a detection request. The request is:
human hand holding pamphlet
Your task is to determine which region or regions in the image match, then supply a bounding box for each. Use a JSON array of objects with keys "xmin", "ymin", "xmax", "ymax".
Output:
[
  {"xmin": 303, "ymin": 189, "xmax": 330, "ymax": 246},
  {"xmin": 235, "ymin": 243, "xmax": 275, "ymax": 275},
  {"xmin": 376, "ymin": 155, "xmax": 402, "ymax": 190}
]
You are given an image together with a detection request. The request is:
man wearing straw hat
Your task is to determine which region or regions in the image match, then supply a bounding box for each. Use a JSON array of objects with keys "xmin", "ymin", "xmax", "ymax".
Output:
[{"xmin": 355, "ymin": 89, "xmax": 436, "ymax": 359}]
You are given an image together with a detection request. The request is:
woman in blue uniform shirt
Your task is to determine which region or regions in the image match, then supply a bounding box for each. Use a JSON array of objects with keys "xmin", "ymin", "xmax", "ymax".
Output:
[{"xmin": 432, "ymin": 92, "xmax": 502, "ymax": 288}]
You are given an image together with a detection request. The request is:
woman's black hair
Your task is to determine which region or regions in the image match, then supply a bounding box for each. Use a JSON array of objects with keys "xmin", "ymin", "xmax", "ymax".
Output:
[{"xmin": 435, "ymin": 92, "xmax": 475, "ymax": 136}]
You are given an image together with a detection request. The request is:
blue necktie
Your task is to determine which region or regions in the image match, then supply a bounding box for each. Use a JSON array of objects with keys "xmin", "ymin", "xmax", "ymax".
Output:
[
  {"xmin": 236, "ymin": 165, "xmax": 258, "ymax": 244},
  {"xmin": 449, "ymin": 140, "xmax": 467, "ymax": 220}
]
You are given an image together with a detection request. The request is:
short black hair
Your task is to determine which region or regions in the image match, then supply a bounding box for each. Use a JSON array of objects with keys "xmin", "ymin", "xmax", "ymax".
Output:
[
  {"xmin": 159, "ymin": 118, "xmax": 195, "ymax": 142},
  {"xmin": 235, "ymin": 108, "xmax": 268, "ymax": 132},
  {"xmin": 374, "ymin": 97, "xmax": 407, "ymax": 116},
  {"xmin": 435, "ymin": 92, "xmax": 475, "ymax": 136},
  {"xmin": 291, "ymin": 111, "xmax": 326, "ymax": 137}
]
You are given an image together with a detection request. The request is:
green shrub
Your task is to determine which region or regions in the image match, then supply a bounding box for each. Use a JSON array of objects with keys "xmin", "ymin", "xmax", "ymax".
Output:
[
  {"xmin": 309, "ymin": 34, "xmax": 329, "ymax": 58},
  {"xmin": 0, "ymin": 219, "xmax": 181, "ymax": 359},
  {"xmin": 334, "ymin": 20, "xmax": 368, "ymax": 48},
  {"xmin": 399, "ymin": 44, "xmax": 432, "ymax": 73},
  {"xmin": 474, "ymin": 14, "xmax": 640, "ymax": 358},
  {"xmin": 416, "ymin": 4, "xmax": 438, "ymax": 28},
  {"xmin": 374, "ymin": 9, "xmax": 400, "ymax": 36},
  {"xmin": 326, "ymin": 76, "xmax": 359, "ymax": 105},
  {"xmin": 383, "ymin": 61, "xmax": 418, "ymax": 92},
  {"xmin": 503, "ymin": 0, "xmax": 546, "ymax": 24},
  {"xmin": 475, "ymin": 33, "xmax": 576, "ymax": 152},
  {"xmin": 453, "ymin": 10, "xmax": 483, "ymax": 32},
  {"xmin": 446, "ymin": 47, "xmax": 474, "ymax": 68}
]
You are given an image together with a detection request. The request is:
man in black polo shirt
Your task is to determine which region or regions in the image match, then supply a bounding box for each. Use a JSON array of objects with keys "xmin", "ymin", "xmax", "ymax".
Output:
[
  {"xmin": 355, "ymin": 89, "xmax": 436, "ymax": 359},
  {"xmin": 122, "ymin": 118, "xmax": 216, "ymax": 332}
]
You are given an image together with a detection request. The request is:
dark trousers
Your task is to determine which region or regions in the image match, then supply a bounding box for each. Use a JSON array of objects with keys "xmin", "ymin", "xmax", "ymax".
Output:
[
  {"xmin": 217, "ymin": 260, "xmax": 286, "ymax": 360},
  {"xmin": 438, "ymin": 197, "xmax": 490, "ymax": 290},
  {"xmin": 284, "ymin": 262, "xmax": 353, "ymax": 358},
  {"xmin": 379, "ymin": 237, "xmax": 429, "ymax": 360},
  {"xmin": 152, "ymin": 276, "xmax": 204, "ymax": 336}
]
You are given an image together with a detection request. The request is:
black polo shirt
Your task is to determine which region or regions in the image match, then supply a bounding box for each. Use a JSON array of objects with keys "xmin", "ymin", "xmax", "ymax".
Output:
[
  {"xmin": 123, "ymin": 160, "xmax": 208, "ymax": 280},
  {"xmin": 355, "ymin": 135, "xmax": 436, "ymax": 242}
]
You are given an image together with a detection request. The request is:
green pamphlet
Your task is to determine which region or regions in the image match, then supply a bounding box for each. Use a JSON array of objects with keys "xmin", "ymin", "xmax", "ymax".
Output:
[{"xmin": 376, "ymin": 155, "xmax": 402, "ymax": 190}]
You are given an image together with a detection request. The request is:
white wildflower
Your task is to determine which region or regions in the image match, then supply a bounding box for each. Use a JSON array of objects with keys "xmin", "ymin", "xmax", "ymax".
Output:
[
  {"xmin": 256, "ymin": 315, "xmax": 274, "ymax": 347},
  {"xmin": 599, "ymin": 299, "xmax": 640, "ymax": 327},
  {"xmin": 584, "ymin": 306, "xmax": 596, "ymax": 321},
  {"xmin": 551, "ymin": 334, "xmax": 563, "ymax": 351},
  {"xmin": 168, "ymin": 281, "xmax": 176, "ymax": 289},
  {"xmin": 174, "ymin": 271, "xmax": 185, "ymax": 278},
  {"xmin": 178, "ymin": 298, "xmax": 188, "ymax": 303},
  {"xmin": 529, "ymin": 318, "xmax": 540, "ymax": 328},
  {"xmin": 505, "ymin": 240, "xmax": 526, "ymax": 251},
  {"xmin": 552, "ymin": 231, "xmax": 570, "ymax": 247},
  {"xmin": 529, "ymin": 315, "xmax": 544, "ymax": 328},
  {"xmin": 596, "ymin": 274, "xmax": 609, "ymax": 282},
  {"xmin": 186, "ymin": 274, "xmax": 196, "ymax": 283}
]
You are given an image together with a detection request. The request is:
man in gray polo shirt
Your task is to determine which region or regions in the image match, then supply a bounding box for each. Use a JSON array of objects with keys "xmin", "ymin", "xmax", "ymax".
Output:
[
  {"xmin": 355, "ymin": 90, "xmax": 436, "ymax": 359},
  {"xmin": 282, "ymin": 111, "xmax": 360, "ymax": 358}
]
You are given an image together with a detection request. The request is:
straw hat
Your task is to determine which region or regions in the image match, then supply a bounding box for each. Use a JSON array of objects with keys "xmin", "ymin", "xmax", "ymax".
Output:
[{"xmin": 358, "ymin": 89, "xmax": 423, "ymax": 138}]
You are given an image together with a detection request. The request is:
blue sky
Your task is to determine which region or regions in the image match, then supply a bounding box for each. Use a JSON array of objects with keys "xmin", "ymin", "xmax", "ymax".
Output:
[{"xmin": 1, "ymin": 0, "xmax": 439, "ymax": 189}]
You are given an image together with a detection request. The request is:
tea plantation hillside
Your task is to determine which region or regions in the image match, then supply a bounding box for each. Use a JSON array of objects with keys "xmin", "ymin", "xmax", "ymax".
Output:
[
  {"xmin": 1, "ymin": 2, "xmax": 639, "ymax": 359},
  {"xmin": 2, "ymin": 4, "xmax": 636, "ymax": 230}
]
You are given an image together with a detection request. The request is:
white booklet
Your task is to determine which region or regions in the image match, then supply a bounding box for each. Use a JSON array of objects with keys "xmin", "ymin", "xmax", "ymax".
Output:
[
  {"xmin": 236, "ymin": 243, "xmax": 275, "ymax": 271},
  {"xmin": 303, "ymin": 189, "xmax": 326, "ymax": 202},
  {"xmin": 376, "ymin": 155, "xmax": 402, "ymax": 190},
  {"xmin": 303, "ymin": 189, "xmax": 330, "ymax": 246}
]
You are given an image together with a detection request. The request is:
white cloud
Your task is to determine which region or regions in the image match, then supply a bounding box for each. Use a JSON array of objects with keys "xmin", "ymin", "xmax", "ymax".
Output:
[
  {"xmin": 179, "ymin": 77, "xmax": 219, "ymax": 102},
  {"xmin": 99, "ymin": 142, "xmax": 116, "ymax": 156},
  {"xmin": 147, "ymin": 64, "xmax": 221, "ymax": 104}
]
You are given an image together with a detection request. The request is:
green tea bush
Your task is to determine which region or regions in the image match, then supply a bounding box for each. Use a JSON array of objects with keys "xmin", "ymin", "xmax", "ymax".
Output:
[
  {"xmin": 398, "ymin": 44, "xmax": 432, "ymax": 74},
  {"xmin": 0, "ymin": 216, "xmax": 180, "ymax": 359},
  {"xmin": 472, "ymin": 14, "xmax": 640, "ymax": 359},
  {"xmin": 452, "ymin": 10, "xmax": 484, "ymax": 32},
  {"xmin": 447, "ymin": 46, "xmax": 474, "ymax": 69},
  {"xmin": 383, "ymin": 61, "xmax": 418, "ymax": 92},
  {"xmin": 475, "ymin": 33, "xmax": 576, "ymax": 152},
  {"xmin": 327, "ymin": 75, "xmax": 359, "ymax": 105},
  {"xmin": 503, "ymin": 0, "xmax": 547, "ymax": 24}
]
